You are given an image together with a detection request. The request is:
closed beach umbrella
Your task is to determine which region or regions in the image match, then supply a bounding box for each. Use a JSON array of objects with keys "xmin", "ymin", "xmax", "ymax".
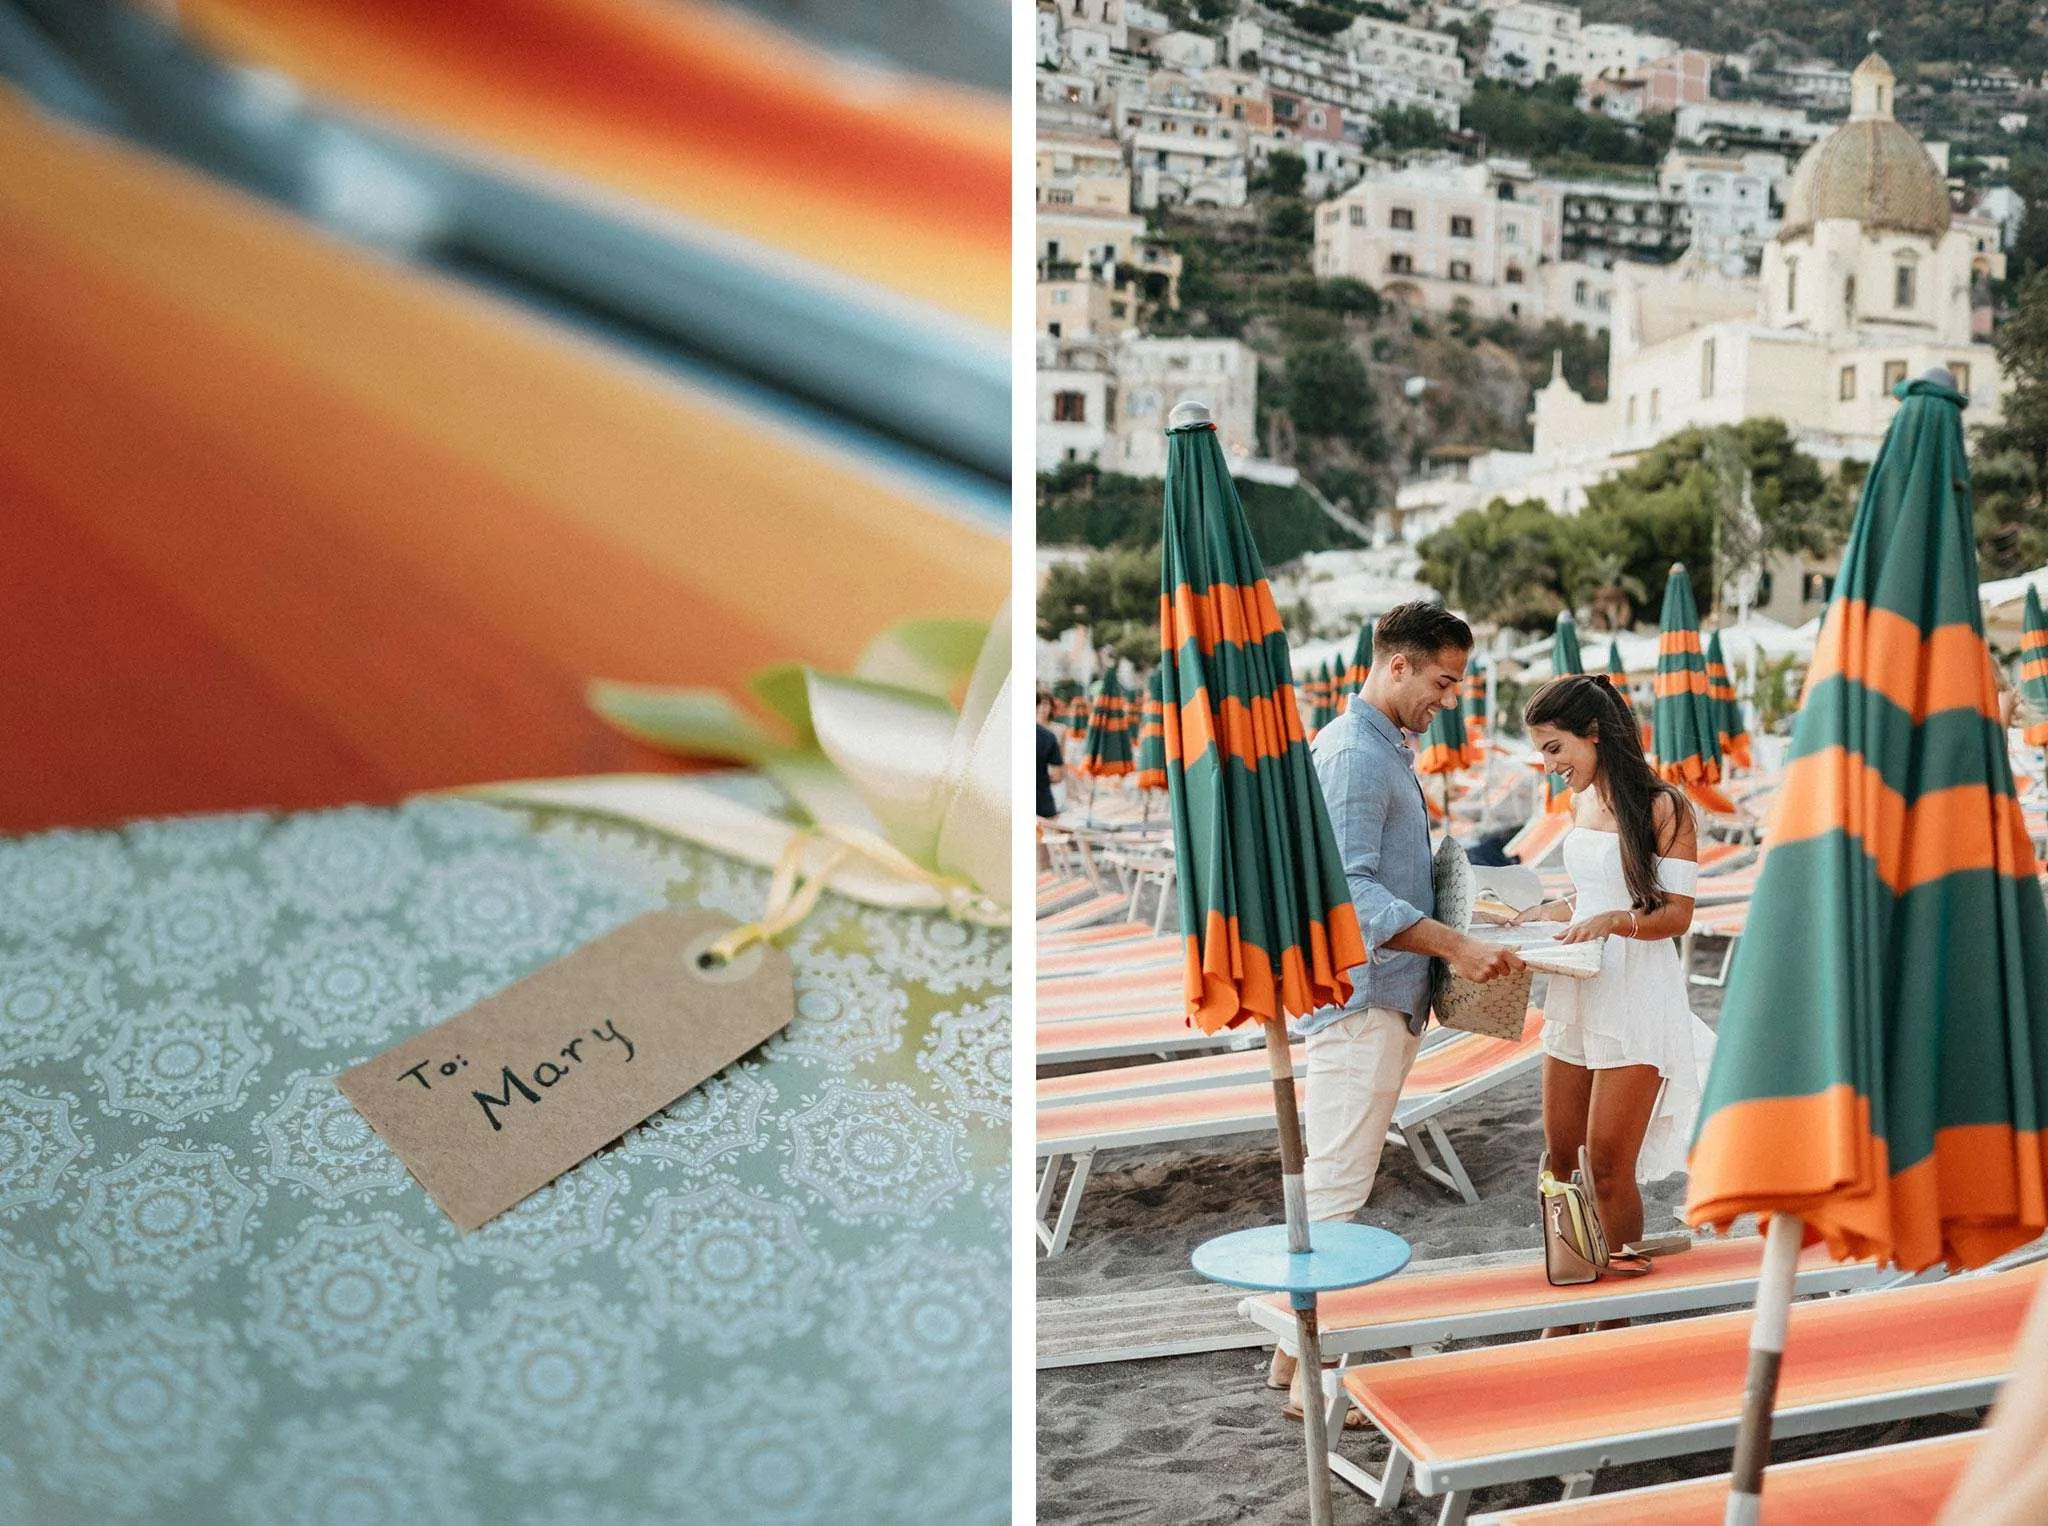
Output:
[
  {"xmin": 1605, "ymin": 637, "xmax": 1626, "ymax": 686},
  {"xmin": 1134, "ymin": 668, "xmax": 1168, "ymax": 793},
  {"xmin": 2022, "ymin": 588, "xmax": 2048, "ymax": 748},
  {"xmin": 1053, "ymin": 676, "xmax": 1085, "ymax": 741},
  {"xmin": 1417, "ymin": 695, "xmax": 1467, "ymax": 780},
  {"xmin": 1078, "ymin": 667, "xmax": 1135, "ymax": 777},
  {"xmin": 1310, "ymin": 660, "xmax": 1338, "ymax": 736},
  {"xmin": 1685, "ymin": 371, "xmax": 2048, "ymax": 1518},
  {"xmin": 1652, "ymin": 563, "xmax": 1737, "ymax": 814},
  {"xmin": 1705, "ymin": 629, "xmax": 1752, "ymax": 770},
  {"xmin": 1462, "ymin": 665, "xmax": 1487, "ymax": 753},
  {"xmin": 1342, "ymin": 623, "xmax": 1374, "ymax": 712},
  {"xmin": 1554, "ymin": 611, "xmax": 1586, "ymax": 677},
  {"xmin": 1545, "ymin": 613, "xmax": 1587, "ymax": 812},
  {"xmin": 1160, "ymin": 401, "xmax": 1368, "ymax": 1520}
]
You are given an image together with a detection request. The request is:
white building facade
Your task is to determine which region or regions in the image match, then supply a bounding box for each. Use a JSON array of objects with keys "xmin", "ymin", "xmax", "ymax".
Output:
[{"xmin": 1313, "ymin": 159, "xmax": 1549, "ymax": 320}]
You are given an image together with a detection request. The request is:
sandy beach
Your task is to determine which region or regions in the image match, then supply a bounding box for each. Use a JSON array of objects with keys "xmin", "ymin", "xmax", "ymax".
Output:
[{"xmin": 1036, "ymin": 971, "xmax": 1983, "ymax": 1523}]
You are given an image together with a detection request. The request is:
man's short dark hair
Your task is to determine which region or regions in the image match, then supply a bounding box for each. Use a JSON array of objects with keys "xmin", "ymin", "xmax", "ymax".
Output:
[
  {"xmin": 1375, "ymin": 601, "xmax": 1473, "ymax": 663},
  {"xmin": 1036, "ymin": 689, "xmax": 1055, "ymax": 713}
]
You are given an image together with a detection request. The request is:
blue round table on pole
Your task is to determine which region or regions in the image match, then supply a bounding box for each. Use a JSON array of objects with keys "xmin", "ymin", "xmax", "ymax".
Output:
[{"xmin": 1192, "ymin": 1221, "xmax": 1412, "ymax": 1512}]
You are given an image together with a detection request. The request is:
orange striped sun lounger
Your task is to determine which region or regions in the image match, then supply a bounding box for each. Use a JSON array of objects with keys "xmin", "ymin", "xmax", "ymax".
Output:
[
  {"xmin": 1034, "ymin": 1014, "xmax": 1543, "ymax": 1256},
  {"xmin": 1681, "ymin": 899, "xmax": 1750, "ymax": 988},
  {"xmin": 1037, "ymin": 968, "xmax": 1184, "ymax": 1019},
  {"xmin": 1037, "ymin": 878, "xmax": 1100, "ymax": 916},
  {"xmin": 1507, "ymin": 811, "xmax": 1573, "ymax": 868},
  {"xmin": 1469, "ymin": 1430, "xmax": 1978, "ymax": 1525},
  {"xmin": 1036, "ymin": 921, "xmax": 1164, "ymax": 953},
  {"xmin": 1329, "ymin": 1259, "xmax": 2044, "ymax": 1523},
  {"xmin": 1037, "ymin": 891, "xmax": 1134, "ymax": 934},
  {"xmin": 1037, "ymin": 937, "xmax": 1181, "ymax": 980},
  {"xmin": 1241, "ymin": 1234, "xmax": 1883, "ymax": 1366},
  {"xmin": 1035, "ymin": 1009, "xmax": 1263, "ymax": 1069}
]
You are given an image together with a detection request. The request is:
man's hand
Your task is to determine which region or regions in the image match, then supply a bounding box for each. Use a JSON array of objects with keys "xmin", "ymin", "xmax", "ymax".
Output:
[{"xmin": 1447, "ymin": 935, "xmax": 1526, "ymax": 983}]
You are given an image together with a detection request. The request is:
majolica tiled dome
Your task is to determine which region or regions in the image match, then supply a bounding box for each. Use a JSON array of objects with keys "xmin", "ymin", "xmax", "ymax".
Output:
[{"xmin": 1776, "ymin": 54, "xmax": 1951, "ymax": 243}]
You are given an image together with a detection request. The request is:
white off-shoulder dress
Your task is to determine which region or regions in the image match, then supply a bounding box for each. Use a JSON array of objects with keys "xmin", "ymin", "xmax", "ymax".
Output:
[{"xmin": 1542, "ymin": 828, "xmax": 1718, "ymax": 1183}]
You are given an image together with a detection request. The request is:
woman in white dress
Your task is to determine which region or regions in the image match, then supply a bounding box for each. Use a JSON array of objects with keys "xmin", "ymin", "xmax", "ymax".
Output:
[{"xmin": 1481, "ymin": 675, "xmax": 1716, "ymax": 1260}]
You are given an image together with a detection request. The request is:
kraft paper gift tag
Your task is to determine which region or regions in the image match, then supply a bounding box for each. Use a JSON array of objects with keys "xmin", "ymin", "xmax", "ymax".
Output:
[{"xmin": 337, "ymin": 908, "xmax": 792, "ymax": 1231}]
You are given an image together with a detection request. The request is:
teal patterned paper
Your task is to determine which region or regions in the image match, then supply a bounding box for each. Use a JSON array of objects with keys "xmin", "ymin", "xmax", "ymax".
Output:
[{"xmin": 0, "ymin": 797, "xmax": 1010, "ymax": 1523}]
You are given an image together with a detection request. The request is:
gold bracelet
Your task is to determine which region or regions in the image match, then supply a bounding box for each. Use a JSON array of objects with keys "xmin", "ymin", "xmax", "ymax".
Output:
[{"xmin": 1628, "ymin": 910, "xmax": 1640, "ymax": 938}]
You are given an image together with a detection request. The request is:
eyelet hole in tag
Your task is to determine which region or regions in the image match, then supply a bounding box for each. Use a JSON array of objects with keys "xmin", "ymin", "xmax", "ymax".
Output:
[
  {"xmin": 685, "ymin": 930, "xmax": 765, "ymax": 984},
  {"xmin": 337, "ymin": 908, "xmax": 794, "ymax": 1232}
]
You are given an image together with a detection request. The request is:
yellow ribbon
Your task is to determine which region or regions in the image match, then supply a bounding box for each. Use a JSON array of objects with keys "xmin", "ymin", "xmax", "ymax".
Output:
[{"xmin": 702, "ymin": 820, "xmax": 1007, "ymax": 966}]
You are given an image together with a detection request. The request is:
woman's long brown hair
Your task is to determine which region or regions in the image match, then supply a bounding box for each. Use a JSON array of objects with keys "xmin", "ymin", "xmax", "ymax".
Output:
[{"xmin": 1523, "ymin": 674, "xmax": 1689, "ymax": 911}]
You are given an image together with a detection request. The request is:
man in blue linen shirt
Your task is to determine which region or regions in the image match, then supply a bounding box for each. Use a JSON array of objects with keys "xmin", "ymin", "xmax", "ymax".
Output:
[{"xmin": 1300, "ymin": 601, "xmax": 1524, "ymax": 1223}]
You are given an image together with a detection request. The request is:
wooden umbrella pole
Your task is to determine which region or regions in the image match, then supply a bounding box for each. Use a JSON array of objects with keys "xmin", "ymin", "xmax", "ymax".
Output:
[
  {"xmin": 1266, "ymin": 1014, "xmax": 1334, "ymax": 1526},
  {"xmin": 1725, "ymin": 1211, "xmax": 1804, "ymax": 1524}
]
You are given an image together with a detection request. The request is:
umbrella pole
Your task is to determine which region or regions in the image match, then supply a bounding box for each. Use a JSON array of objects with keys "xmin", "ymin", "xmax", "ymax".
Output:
[
  {"xmin": 1265, "ymin": 1015, "xmax": 1334, "ymax": 1526},
  {"xmin": 1725, "ymin": 1212, "xmax": 1804, "ymax": 1524}
]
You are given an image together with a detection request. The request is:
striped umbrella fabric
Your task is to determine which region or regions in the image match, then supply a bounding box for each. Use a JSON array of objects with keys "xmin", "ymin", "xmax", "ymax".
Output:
[
  {"xmin": 1554, "ymin": 611, "xmax": 1586, "ymax": 677},
  {"xmin": 1135, "ymin": 668, "xmax": 1168, "ymax": 792},
  {"xmin": 1417, "ymin": 698, "xmax": 1468, "ymax": 778},
  {"xmin": 1545, "ymin": 613, "xmax": 1586, "ymax": 813},
  {"xmin": 1652, "ymin": 564, "xmax": 1737, "ymax": 814},
  {"xmin": 1052, "ymin": 678, "xmax": 1084, "ymax": 739},
  {"xmin": 1161, "ymin": 414, "xmax": 1365, "ymax": 1031},
  {"xmin": 1684, "ymin": 372, "xmax": 2048, "ymax": 1508},
  {"xmin": 2022, "ymin": 588, "xmax": 2048, "ymax": 748},
  {"xmin": 1160, "ymin": 402, "xmax": 1368, "ymax": 1517},
  {"xmin": 1310, "ymin": 660, "xmax": 1339, "ymax": 736},
  {"xmin": 1342, "ymin": 624, "xmax": 1373, "ymax": 712},
  {"xmin": 1462, "ymin": 667, "xmax": 1485, "ymax": 752},
  {"xmin": 1605, "ymin": 638, "xmax": 1627, "ymax": 686},
  {"xmin": 1078, "ymin": 668, "xmax": 1135, "ymax": 777},
  {"xmin": 1706, "ymin": 629, "xmax": 1753, "ymax": 769}
]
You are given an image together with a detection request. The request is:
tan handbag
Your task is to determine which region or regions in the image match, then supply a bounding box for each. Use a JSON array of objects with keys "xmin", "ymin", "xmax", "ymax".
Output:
[
  {"xmin": 1539, "ymin": 1147, "xmax": 1691, "ymax": 1287},
  {"xmin": 1432, "ymin": 958, "xmax": 1536, "ymax": 1041}
]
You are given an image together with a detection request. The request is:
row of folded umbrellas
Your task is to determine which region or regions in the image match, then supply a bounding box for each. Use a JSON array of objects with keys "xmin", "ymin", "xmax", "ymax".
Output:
[{"xmin": 1148, "ymin": 374, "xmax": 2048, "ymax": 1513}]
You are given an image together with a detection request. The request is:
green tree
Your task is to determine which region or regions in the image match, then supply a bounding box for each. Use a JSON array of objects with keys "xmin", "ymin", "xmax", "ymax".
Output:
[
  {"xmin": 1036, "ymin": 546, "xmax": 1161, "ymax": 660},
  {"xmin": 1974, "ymin": 268, "xmax": 2048, "ymax": 574},
  {"xmin": 1417, "ymin": 497, "xmax": 1579, "ymax": 629},
  {"xmin": 1371, "ymin": 103, "xmax": 1448, "ymax": 152},
  {"xmin": 1266, "ymin": 199, "xmax": 1315, "ymax": 243},
  {"xmin": 1282, "ymin": 340, "xmax": 1379, "ymax": 441},
  {"xmin": 1267, "ymin": 150, "xmax": 1307, "ymax": 198}
]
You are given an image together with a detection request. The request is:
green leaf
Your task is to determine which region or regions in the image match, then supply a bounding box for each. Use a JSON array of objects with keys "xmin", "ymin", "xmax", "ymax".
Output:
[
  {"xmin": 747, "ymin": 663, "xmax": 818, "ymax": 750},
  {"xmin": 854, "ymin": 619, "xmax": 990, "ymax": 701},
  {"xmin": 587, "ymin": 682, "xmax": 783, "ymax": 763}
]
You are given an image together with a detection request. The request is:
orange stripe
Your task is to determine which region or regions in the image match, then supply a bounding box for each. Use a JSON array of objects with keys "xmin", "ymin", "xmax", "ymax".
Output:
[
  {"xmin": 1803, "ymin": 600, "xmax": 1999, "ymax": 720},
  {"xmin": 1161, "ymin": 580, "xmax": 1288, "ymax": 658},
  {"xmin": 1659, "ymin": 630, "xmax": 1702, "ymax": 656},
  {"xmin": 1687, "ymin": 1085, "xmax": 2048, "ymax": 1271},
  {"xmin": 2023, "ymin": 657, "xmax": 2048, "ymax": 682},
  {"xmin": 1653, "ymin": 671, "xmax": 1711, "ymax": 697},
  {"xmin": 1767, "ymin": 746, "xmax": 2039, "ymax": 891},
  {"xmin": 2022, "ymin": 628, "xmax": 2048, "ymax": 654}
]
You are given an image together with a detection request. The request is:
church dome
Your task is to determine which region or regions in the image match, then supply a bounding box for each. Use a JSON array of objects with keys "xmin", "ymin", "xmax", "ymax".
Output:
[{"xmin": 1775, "ymin": 54, "xmax": 1951, "ymax": 243}]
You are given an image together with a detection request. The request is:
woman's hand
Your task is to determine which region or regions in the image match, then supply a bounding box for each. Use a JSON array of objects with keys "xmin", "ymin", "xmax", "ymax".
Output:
[
  {"xmin": 1558, "ymin": 910, "xmax": 1632, "ymax": 944},
  {"xmin": 1470, "ymin": 903, "xmax": 1518, "ymax": 926}
]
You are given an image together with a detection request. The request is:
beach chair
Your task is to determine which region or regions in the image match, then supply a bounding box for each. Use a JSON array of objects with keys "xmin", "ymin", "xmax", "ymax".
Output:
[
  {"xmin": 1035, "ymin": 1013, "xmax": 1542, "ymax": 1256},
  {"xmin": 1680, "ymin": 899, "xmax": 1748, "ymax": 987},
  {"xmin": 1038, "ymin": 968, "xmax": 1184, "ymax": 1019},
  {"xmin": 1037, "ymin": 920, "xmax": 1164, "ymax": 953},
  {"xmin": 1327, "ymin": 1258, "xmax": 2043, "ymax": 1523},
  {"xmin": 1240, "ymin": 1234, "xmax": 1884, "ymax": 1366},
  {"xmin": 1467, "ymin": 1430, "xmax": 1977, "ymax": 1524},
  {"xmin": 1037, "ymin": 936, "xmax": 1181, "ymax": 980},
  {"xmin": 1038, "ymin": 889, "xmax": 1135, "ymax": 933},
  {"xmin": 1036, "ymin": 876, "xmax": 1097, "ymax": 917}
]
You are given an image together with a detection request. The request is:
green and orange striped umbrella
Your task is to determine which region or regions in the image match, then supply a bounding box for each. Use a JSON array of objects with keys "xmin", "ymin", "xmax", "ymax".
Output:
[
  {"xmin": 1052, "ymin": 677, "xmax": 1083, "ymax": 739},
  {"xmin": 1652, "ymin": 564, "xmax": 1737, "ymax": 814},
  {"xmin": 1684, "ymin": 372, "xmax": 2048, "ymax": 1510},
  {"xmin": 1342, "ymin": 624, "xmax": 1373, "ymax": 712},
  {"xmin": 1134, "ymin": 667, "xmax": 1168, "ymax": 792},
  {"xmin": 1605, "ymin": 637, "xmax": 1626, "ymax": 686},
  {"xmin": 1545, "ymin": 613, "xmax": 1586, "ymax": 813},
  {"xmin": 1462, "ymin": 666, "xmax": 1488, "ymax": 753},
  {"xmin": 1417, "ymin": 696, "xmax": 1468, "ymax": 778},
  {"xmin": 2021, "ymin": 588, "xmax": 2048, "ymax": 748},
  {"xmin": 1706, "ymin": 629, "xmax": 1753, "ymax": 769},
  {"xmin": 1077, "ymin": 667, "xmax": 1135, "ymax": 777},
  {"xmin": 1309, "ymin": 660, "xmax": 1339, "ymax": 736}
]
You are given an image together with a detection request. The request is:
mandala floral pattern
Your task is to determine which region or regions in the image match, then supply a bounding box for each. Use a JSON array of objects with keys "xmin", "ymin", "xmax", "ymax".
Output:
[
  {"xmin": 0, "ymin": 1084, "xmax": 89, "ymax": 1215},
  {"xmin": 405, "ymin": 848, "xmax": 582, "ymax": 971},
  {"xmin": 254, "ymin": 1072, "xmax": 410, "ymax": 1204},
  {"xmin": 827, "ymin": 1239, "xmax": 1009, "ymax": 1421},
  {"xmin": 919, "ymin": 997, "xmax": 1011, "ymax": 1127},
  {"xmin": 70, "ymin": 1142, "xmax": 261, "ymax": 1295},
  {"xmin": 445, "ymin": 1287, "xmax": 656, "ymax": 1482},
  {"xmin": 259, "ymin": 806, "xmax": 428, "ymax": 919},
  {"xmin": 857, "ymin": 905, "xmax": 1011, "ymax": 994},
  {"xmin": 453, "ymin": 1161, "xmax": 624, "ymax": 1277},
  {"xmin": 656, "ymin": 1371, "xmax": 886, "ymax": 1521},
  {"xmin": 249, "ymin": 1217, "xmax": 442, "ymax": 1388},
  {"xmin": 111, "ymin": 866, "xmax": 272, "ymax": 988},
  {"xmin": 774, "ymin": 948, "xmax": 908, "ymax": 1065},
  {"xmin": 263, "ymin": 922, "xmax": 430, "ymax": 1047},
  {"xmin": 0, "ymin": 945, "xmax": 112, "ymax": 1066},
  {"xmin": 616, "ymin": 1064, "xmax": 776, "ymax": 1175},
  {"xmin": 92, "ymin": 996, "xmax": 268, "ymax": 1123},
  {"xmin": 623, "ymin": 1181, "xmax": 822, "ymax": 1354},
  {"xmin": 229, "ymin": 1404, "xmax": 474, "ymax": 1526},
  {"xmin": 28, "ymin": 1314, "xmax": 257, "ymax": 1514},
  {"xmin": 0, "ymin": 828, "xmax": 132, "ymax": 939},
  {"xmin": 781, "ymin": 1079, "xmax": 967, "ymax": 1224},
  {"xmin": 0, "ymin": 801, "xmax": 1007, "ymax": 1522}
]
